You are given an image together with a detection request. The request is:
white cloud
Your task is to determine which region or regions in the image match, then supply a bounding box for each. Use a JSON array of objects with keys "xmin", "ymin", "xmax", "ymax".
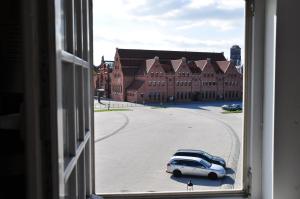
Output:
[
  {"xmin": 176, "ymin": 19, "xmax": 238, "ymax": 31},
  {"xmin": 186, "ymin": 0, "xmax": 244, "ymax": 10},
  {"xmin": 92, "ymin": 0, "xmax": 245, "ymax": 64},
  {"xmin": 216, "ymin": 0, "xmax": 245, "ymax": 10},
  {"xmin": 186, "ymin": 0, "xmax": 215, "ymax": 9}
]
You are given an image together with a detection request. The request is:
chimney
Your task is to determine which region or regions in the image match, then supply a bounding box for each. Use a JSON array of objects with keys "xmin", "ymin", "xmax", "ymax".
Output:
[
  {"xmin": 181, "ymin": 57, "xmax": 186, "ymax": 63},
  {"xmin": 154, "ymin": 56, "xmax": 159, "ymax": 61},
  {"xmin": 207, "ymin": 58, "xmax": 211, "ymax": 63}
]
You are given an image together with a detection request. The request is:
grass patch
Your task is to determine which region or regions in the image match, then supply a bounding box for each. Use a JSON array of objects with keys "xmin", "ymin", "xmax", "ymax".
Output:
[
  {"xmin": 221, "ymin": 110, "xmax": 242, "ymax": 114},
  {"xmin": 94, "ymin": 108, "xmax": 132, "ymax": 112},
  {"xmin": 150, "ymin": 106, "xmax": 167, "ymax": 109}
]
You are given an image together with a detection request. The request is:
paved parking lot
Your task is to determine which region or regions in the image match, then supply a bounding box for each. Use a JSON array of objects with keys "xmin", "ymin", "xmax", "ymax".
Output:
[{"xmin": 94, "ymin": 100, "xmax": 243, "ymax": 193}]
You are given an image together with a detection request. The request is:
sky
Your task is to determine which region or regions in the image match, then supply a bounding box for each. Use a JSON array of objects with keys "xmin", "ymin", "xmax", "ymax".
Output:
[{"xmin": 93, "ymin": 0, "xmax": 245, "ymax": 66}]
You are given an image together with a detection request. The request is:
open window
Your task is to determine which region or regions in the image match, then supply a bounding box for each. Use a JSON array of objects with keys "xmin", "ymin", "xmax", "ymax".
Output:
[
  {"xmin": 14, "ymin": 0, "xmax": 267, "ymax": 198},
  {"xmin": 92, "ymin": 0, "xmax": 253, "ymax": 198}
]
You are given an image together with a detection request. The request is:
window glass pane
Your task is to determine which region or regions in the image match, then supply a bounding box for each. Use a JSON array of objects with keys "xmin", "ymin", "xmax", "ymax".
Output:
[
  {"xmin": 62, "ymin": 0, "xmax": 73, "ymax": 53},
  {"xmin": 93, "ymin": 0, "xmax": 245, "ymax": 194},
  {"xmin": 62, "ymin": 62, "xmax": 75, "ymax": 168}
]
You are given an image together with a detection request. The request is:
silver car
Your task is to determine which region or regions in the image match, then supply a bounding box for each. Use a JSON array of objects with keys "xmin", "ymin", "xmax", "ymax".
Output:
[{"xmin": 166, "ymin": 156, "xmax": 226, "ymax": 179}]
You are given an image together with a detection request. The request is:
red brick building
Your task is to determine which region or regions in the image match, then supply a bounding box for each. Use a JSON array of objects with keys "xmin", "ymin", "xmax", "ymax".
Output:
[
  {"xmin": 94, "ymin": 56, "xmax": 113, "ymax": 97},
  {"xmin": 110, "ymin": 48, "xmax": 242, "ymax": 103}
]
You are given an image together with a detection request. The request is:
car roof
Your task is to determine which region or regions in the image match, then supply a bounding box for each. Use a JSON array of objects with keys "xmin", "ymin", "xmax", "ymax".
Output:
[
  {"xmin": 175, "ymin": 149, "xmax": 205, "ymax": 154},
  {"xmin": 170, "ymin": 156, "xmax": 203, "ymax": 162}
]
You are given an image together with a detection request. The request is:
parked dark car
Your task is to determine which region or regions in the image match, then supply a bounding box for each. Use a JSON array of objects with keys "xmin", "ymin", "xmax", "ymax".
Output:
[
  {"xmin": 173, "ymin": 149, "xmax": 226, "ymax": 168},
  {"xmin": 222, "ymin": 104, "xmax": 242, "ymax": 111}
]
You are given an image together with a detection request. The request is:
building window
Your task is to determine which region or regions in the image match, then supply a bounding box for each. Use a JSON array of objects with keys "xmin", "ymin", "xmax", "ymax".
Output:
[
  {"xmin": 153, "ymin": 81, "xmax": 156, "ymax": 86},
  {"xmin": 181, "ymin": 92, "xmax": 183, "ymax": 99},
  {"xmin": 185, "ymin": 81, "xmax": 187, "ymax": 86},
  {"xmin": 181, "ymin": 81, "xmax": 183, "ymax": 86},
  {"xmin": 158, "ymin": 81, "xmax": 160, "ymax": 86},
  {"xmin": 151, "ymin": 72, "xmax": 154, "ymax": 77},
  {"xmin": 149, "ymin": 81, "xmax": 152, "ymax": 86},
  {"xmin": 182, "ymin": 72, "xmax": 185, "ymax": 76},
  {"xmin": 176, "ymin": 92, "xmax": 179, "ymax": 99},
  {"xmin": 176, "ymin": 81, "xmax": 179, "ymax": 86},
  {"xmin": 188, "ymin": 81, "xmax": 191, "ymax": 86},
  {"xmin": 156, "ymin": 72, "xmax": 159, "ymax": 77}
]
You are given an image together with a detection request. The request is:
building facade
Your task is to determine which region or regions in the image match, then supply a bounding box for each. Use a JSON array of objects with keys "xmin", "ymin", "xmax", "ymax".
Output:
[
  {"xmin": 94, "ymin": 56, "xmax": 114, "ymax": 98},
  {"xmin": 110, "ymin": 48, "xmax": 243, "ymax": 103}
]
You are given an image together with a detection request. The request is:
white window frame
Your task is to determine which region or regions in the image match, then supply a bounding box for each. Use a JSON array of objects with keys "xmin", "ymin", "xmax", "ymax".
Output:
[{"xmin": 23, "ymin": 0, "xmax": 272, "ymax": 198}]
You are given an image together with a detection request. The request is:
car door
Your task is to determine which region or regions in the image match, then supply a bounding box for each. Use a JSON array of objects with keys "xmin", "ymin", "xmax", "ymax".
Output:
[
  {"xmin": 193, "ymin": 161, "xmax": 209, "ymax": 177},
  {"xmin": 183, "ymin": 160, "xmax": 200, "ymax": 176}
]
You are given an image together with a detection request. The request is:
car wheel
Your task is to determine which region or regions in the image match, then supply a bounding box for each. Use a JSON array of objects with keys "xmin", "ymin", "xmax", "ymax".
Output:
[
  {"xmin": 173, "ymin": 170, "xmax": 182, "ymax": 177},
  {"xmin": 208, "ymin": 172, "xmax": 217, "ymax": 180}
]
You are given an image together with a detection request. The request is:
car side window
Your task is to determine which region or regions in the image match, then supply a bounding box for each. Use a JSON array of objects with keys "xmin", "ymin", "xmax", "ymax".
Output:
[
  {"xmin": 184, "ymin": 160, "xmax": 201, "ymax": 167},
  {"xmin": 197, "ymin": 162, "xmax": 206, "ymax": 169},
  {"xmin": 171, "ymin": 160, "xmax": 178, "ymax": 165},
  {"xmin": 175, "ymin": 160, "xmax": 185, "ymax": 166}
]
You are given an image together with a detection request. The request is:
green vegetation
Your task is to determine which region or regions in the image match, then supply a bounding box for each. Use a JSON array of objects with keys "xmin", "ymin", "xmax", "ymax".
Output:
[
  {"xmin": 221, "ymin": 110, "xmax": 243, "ymax": 114},
  {"xmin": 150, "ymin": 106, "xmax": 167, "ymax": 109},
  {"xmin": 94, "ymin": 108, "xmax": 132, "ymax": 112}
]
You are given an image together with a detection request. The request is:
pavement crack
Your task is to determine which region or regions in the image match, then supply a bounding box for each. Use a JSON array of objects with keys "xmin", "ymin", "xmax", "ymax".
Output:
[{"xmin": 94, "ymin": 112, "xmax": 129, "ymax": 143}]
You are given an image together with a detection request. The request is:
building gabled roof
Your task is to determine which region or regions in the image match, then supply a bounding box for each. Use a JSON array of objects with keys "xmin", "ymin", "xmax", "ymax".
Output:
[
  {"xmin": 194, "ymin": 60, "xmax": 208, "ymax": 71},
  {"xmin": 117, "ymin": 48, "xmax": 226, "ymax": 62},
  {"xmin": 122, "ymin": 67, "xmax": 138, "ymax": 76},
  {"xmin": 187, "ymin": 61, "xmax": 201, "ymax": 74},
  {"xmin": 127, "ymin": 79, "xmax": 144, "ymax": 91},
  {"xmin": 116, "ymin": 48, "xmax": 230, "ymax": 75},
  {"xmin": 145, "ymin": 58, "xmax": 156, "ymax": 73},
  {"xmin": 170, "ymin": 59, "xmax": 183, "ymax": 72},
  {"xmin": 216, "ymin": 61, "xmax": 231, "ymax": 73}
]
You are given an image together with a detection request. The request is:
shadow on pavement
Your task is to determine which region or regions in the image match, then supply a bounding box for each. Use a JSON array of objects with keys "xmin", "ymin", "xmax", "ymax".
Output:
[
  {"xmin": 170, "ymin": 173, "xmax": 235, "ymax": 187},
  {"xmin": 146, "ymin": 101, "xmax": 242, "ymax": 110},
  {"xmin": 226, "ymin": 168, "xmax": 235, "ymax": 175}
]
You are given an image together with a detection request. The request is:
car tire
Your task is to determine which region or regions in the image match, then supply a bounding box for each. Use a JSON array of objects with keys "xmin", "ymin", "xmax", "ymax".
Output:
[
  {"xmin": 208, "ymin": 172, "xmax": 217, "ymax": 180},
  {"xmin": 173, "ymin": 170, "xmax": 182, "ymax": 177}
]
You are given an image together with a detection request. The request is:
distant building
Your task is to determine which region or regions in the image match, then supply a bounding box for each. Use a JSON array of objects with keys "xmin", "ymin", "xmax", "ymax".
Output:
[
  {"xmin": 236, "ymin": 65, "xmax": 243, "ymax": 74},
  {"xmin": 230, "ymin": 45, "xmax": 241, "ymax": 66},
  {"xmin": 95, "ymin": 56, "xmax": 114, "ymax": 98},
  {"xmin": 110, "ymin": 48, "xmax": 243, "ymax": 103}
]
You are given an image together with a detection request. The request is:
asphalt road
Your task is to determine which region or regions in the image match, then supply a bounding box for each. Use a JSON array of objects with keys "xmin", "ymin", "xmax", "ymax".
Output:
[{"xmin": 94, "ymin": 101, "xmax": 243, "ymax": 193}]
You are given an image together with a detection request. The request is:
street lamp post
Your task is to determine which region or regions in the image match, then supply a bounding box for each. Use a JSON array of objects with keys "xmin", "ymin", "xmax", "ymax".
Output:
[{"xmin": 140, "ymin": 93, "xmax": 144, "ymax": 105}]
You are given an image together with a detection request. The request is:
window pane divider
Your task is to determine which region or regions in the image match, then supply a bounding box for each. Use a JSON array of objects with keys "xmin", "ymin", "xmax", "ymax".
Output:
[
  {"xmin": 64, "ymin": 130, "xmax": 91, "ymax": 183},
  {"xmin": 61, "ymin": 50, "xmax": 89, "ymax": 69}
]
